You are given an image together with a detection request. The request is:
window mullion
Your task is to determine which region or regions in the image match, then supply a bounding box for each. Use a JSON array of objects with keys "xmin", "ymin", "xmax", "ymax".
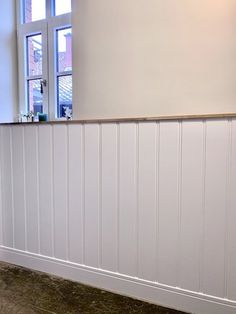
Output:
[{"xmin": 46, "ymin": 0, "xmax": 54, "ymax": 19}]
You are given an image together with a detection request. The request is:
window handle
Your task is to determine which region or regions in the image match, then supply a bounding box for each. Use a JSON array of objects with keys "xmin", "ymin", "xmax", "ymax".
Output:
[{"xmin": 40, "ymin": 79, "xmax": 47, "ymax": 94}]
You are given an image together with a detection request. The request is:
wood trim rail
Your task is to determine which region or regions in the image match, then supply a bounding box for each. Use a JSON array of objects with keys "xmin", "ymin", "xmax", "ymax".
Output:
[{"xmin": 1, "ymin": 112, "xmax": 236, "ymax": 125}]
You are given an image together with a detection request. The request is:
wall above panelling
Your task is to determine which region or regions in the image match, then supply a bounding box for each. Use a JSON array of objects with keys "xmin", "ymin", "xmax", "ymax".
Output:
[{"xmin": 72, "ymin": 0, "xmax": 236, "ymax": 119}]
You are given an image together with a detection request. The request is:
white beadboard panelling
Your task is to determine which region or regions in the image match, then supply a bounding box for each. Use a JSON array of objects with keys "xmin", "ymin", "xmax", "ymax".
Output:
[
  {"xmin": 119, "ymin": 123, "xmax": 137, "ymax": 277},
  {"xmin": 0, "ymin": 127, "xmax": 13, "ymax": 247},
  {"xmin": 53, "ymin": 125, "xmax": 68, "ymax": 260},
  {"xmin": 24, "ymin": 126, "xmax": 39, "ymax": 254},
  {"xmin": 227, "ymin": 119, "xmax": 236, "ymax": 300},
  {"xmin": 101, "ymin": 123, "xmax": 118, "ymax": 272},
  {"xmin": 138, "ymin": 122, "xmax": 158, "ymax": 281},
  {"xmin": 179, "ymin": 121, "xmax": 203, "ymax": 291},
  {"xmin": 158, "ymin": 122, "xmax": 179, "ymax": 286},
  {"xmin": 12, "ymin": 126, "xmax": 26, "ymax": 251},
  {"xmin": 84, "ymin": 124, "xmax": 100, "ymax": 268},
  {"xmin": 68, "ymin": 124, "xmax": 83, "ymax": 264},
  {"xmin": 38, "ymin": 125, "xmax": 53, "ymax": 257},
  {"xmin": 1, "ymin": 118, "xmax": 236, "ymax": 313},
  {"xmin": 203, "ymin": 120, "xmax": 228, "ymax": 297}
]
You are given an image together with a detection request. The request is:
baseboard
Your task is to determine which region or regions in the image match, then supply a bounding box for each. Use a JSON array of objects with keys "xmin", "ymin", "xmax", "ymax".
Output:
[{"xmin": 0, "ymin": 246, "xmax": 235, "ymax": 314}]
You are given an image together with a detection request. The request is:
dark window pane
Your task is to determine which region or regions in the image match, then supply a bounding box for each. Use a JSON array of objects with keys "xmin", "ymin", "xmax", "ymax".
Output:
[
  {"xmin": 24, "ymin": 0, "xmax": 46, "ymax": 23},
  {"xmin": 57, "ymin": 75, "xmax": 72, "ymax": 118},
  {"xmin": 28, "ymin": 80, "xmax": 43, "ymax": 114},
  {"xmin": 27, "ymin": 34, "xmax": 42, "ymax": 76},
  {"xmin": 57, "ymin": 28, "xmax": 72, "ymax": 72},
  {"xmin": 55, "ymin": 0, "xmax": 71, "ymax": 16}
]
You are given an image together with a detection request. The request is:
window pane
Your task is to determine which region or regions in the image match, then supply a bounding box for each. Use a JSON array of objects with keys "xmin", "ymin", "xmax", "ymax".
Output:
[
  {"xmin": 55, "ymin": 0, "xmax": 71, "ymax": 16},
  {"xmin": 24, "ymin": 0, "xmax": 46, "ymax": 23},
  {"xmin": 57, "ymin": 75, "xmax": 72, "ymax": 118},
  {"xmin": 57, "ymin": 28, "xmax": 72, "ymax": 73},
  {"xmin": 27, "ymin": 34, "xmax": 42, "ymax": 76},
  {"xmin": 28, "ymin": 80, "xmax": 43, "ymax": 114}
]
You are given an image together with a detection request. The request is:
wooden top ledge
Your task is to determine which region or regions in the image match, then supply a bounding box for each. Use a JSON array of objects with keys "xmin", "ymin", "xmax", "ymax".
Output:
[{"xmin": 1, "ymin": 113, "xmax": 236, "ymax": 126}]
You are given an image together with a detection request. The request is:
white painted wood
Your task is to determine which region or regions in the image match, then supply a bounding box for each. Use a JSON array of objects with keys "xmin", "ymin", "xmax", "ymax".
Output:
[
  {"xmin": 179, "ymin": 121, "xmax": 204, "ymax": 292},
  {"xmin": 68, "ymin": 124, "xmax": 83, "ymax": 264},
  {"xmin": 202, "ymin": 120, "xmax": 228, "ymax": 297},
  {"xmin": 158, "ymin": 122, "xmax": 179, "ymax": 286},
  {"xmin": 119, "ymin": 123, "xmax": 137, "ymax": 277},
  {"xmin": 0, "ymin": 127, "xmax": 13, "ymax": 247},
  {"xmin": 24, "ymin": 126, "xmax": 39, "ymax": 254},
  {"xmin": 1, "ymin": 247, "xmax": 236, "ymax": 314},
  {"xmin": 38, "ymin": 125, "xmax": 53, "ymax": 257},
  {"xmin": 227, "ymin": 119, "xmax": 236, "ymax": 300},
  {"xmin": 11, "ymin": 126, "xmax": 26, "ymax": 251},
  {"xmin": 101, "ymin": 124, "xmax": 118, "ymax": 272},
  {"xmin": 1, "ymin": 119, "xmax": 236, "ymax": 313},
  {"xmin": 138, "ymin": 122, "xmax": 157, "ymax": 281},
  {"xmin": 84, "ymin": 124, "xmax": 100, "ymax": 267},
  {"xmin": 53, "ymin": 125, "xmax": 68, "ymax": 260}
]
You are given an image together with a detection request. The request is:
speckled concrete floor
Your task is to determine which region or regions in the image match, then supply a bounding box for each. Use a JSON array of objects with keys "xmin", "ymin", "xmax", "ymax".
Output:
[{"xmin": 0, "ymin": 262, "xmax": 188, "ymax": 314}]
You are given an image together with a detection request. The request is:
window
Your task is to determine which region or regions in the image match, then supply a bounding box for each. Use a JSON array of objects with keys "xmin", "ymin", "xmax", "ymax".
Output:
[
  {"xmin": 56, "ymin": 27, "xmax": 72, "ymax": 118},
  {"xmin": 23, "ymin": 0, "xmax": 46, "ymax": 23},
  {"xmin": 55, "ymin": 0, "xmax": 71, "ymax": 16},
  {"xmin": 17, "ymin": 0, "xmax": 72, "ymax": 120}
]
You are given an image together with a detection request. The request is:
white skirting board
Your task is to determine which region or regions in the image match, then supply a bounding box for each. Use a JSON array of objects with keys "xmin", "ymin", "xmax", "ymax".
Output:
[{"xmin": 0, "ymin": 246, "xmax": 235, "ymax": 314}]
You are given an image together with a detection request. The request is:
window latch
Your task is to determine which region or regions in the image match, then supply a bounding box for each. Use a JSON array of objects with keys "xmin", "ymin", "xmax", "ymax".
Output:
[{"xmin": 40, "ymin": 79, "xmax": 47, "ymax": 94}]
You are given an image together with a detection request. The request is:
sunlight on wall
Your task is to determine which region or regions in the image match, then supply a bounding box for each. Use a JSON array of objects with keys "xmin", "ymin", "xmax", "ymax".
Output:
[{"xmin": 73, "ymin": 0, "xmax": 236, "ymax": 119}]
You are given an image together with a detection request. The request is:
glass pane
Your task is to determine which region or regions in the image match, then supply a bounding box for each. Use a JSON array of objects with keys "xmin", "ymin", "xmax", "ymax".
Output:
[
  {"xmin": 55, "ymin": 0, "xmax": 71, "ymax": 16},
  {"xmin": 27, "ymin": 34, "xmax": 42, "ymax": 76},
  {"xmin": 24, "ymin": 0, "xmax": 46, "ymax": 23},
  {"xmin": 57, "ymin": 28, "xmax": 72, "ymax": 73},
  {"xmin": 28, "ymin": 80, "xmax": 43, "ymax": 114},
  {"xmin": 57, "ymin": 75, "xmax": 72, "ymax": 118}
]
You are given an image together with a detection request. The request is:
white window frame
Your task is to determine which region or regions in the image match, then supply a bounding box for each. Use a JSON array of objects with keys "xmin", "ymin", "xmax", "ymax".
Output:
[
  {"xmin": 17, "ymin": 0, "xmax": 72, "ymax": 120},
  {"xmin": 48, "ymin": 15, "xmax": 71, "ymax": 119}
]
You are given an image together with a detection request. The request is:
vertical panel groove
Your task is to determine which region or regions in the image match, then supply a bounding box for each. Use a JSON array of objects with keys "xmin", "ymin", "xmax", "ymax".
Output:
[
  {"xmin": 66, "ymin": 125, "xmax": 69, "ymax": 261},
  {"xmin": 10, "ymin": 127, "xmax": 15, "ymax": 248},
  {"xmin": 36, "ymin": 126, "xmax": 41, "ymax": 254},
  {"xmin": 116, "ymin": 123, "xmax": 120, "ymax": 273},
  {"xmin": 224, "ymin": 119, "xmax": 232, "ymax": 298},
  {"xmin": 199, "ymin": 121, "xmax": 207, "ymax": 293},
  {"xmin": 177, "ymin": 121, "xmax": 183, "ymax": 288},
  {"xmin": 227, "ymin": 118, "xmax": 236, "ymax": 300},
  {"xmin": 22, "ymin": 127, "xmax": 27, "ymax": 251},
  {"xmin": 51, "ymin": 126, "xmax": 55, "ymax": 257},
  {"xmin": 0, "ymin": 127, "xmax": 3, "ymax": 245},
  {"xmin": 99, "ymin": 124, "xmax": 102, "ymax": 269},
  {"xmin": 156, "ymin": 122, "xmax": 160, "ymax": 283},
  {"xmin": 136, "ymin": 123, "xmax": 139, "ymax": 278},
  {"xmin": 82, "ymin": 124, "xmax": 85, "ymax": 265}
]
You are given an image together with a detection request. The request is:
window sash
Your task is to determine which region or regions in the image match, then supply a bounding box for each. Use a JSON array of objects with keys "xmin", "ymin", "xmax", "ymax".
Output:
[
  {"xmin": 47, "ymin": 14, "xmax": 71, "ymax": 119},
  {"xmin": 17, "ymin": 20, "xmax": 48, "ymax": 115}
]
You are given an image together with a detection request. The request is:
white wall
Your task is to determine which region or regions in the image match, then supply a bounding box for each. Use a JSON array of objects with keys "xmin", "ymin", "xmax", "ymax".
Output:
[
  {"xmin": 73, "ymin": 0, "xmax": 236, "ymax": 119},
  {"xmin": 0, "ymin": 119, "xmax": 236, "ymax": 314},
  {"xmin": 0, "ymin": 0, "xmax": 18, "ymax": 123}
]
